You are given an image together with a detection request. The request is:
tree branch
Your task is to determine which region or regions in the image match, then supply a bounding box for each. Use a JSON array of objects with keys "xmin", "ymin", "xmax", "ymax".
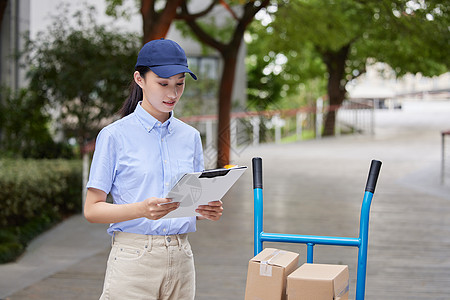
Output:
[
  {"xmin": 179, "ymin": 0, "xmax": 270, "ymax": 53},
  {"xmin": 156, "ymin": 0, "xmax": 185, "ymax": 34},
  {"xmin": 240, "ymin": 0, "xmax": 271, "ymax": 27},
  {"xmin": 219, "ymin": 0, "xmax": 239, "ymax": 21},
  {"xmin": 176, "ymin": 0, "xmax": 219, "ymax": 21},
  {"xmin": 141, "ymin": 0, "xmax": 185, "ymax": 42},
  {"xmin": 231, "ymin": 0, "xmax": 270, "ymax": 47},
  {"xmin": 180, "ymin": 1, "xmax": 226, "ymax": 52}
]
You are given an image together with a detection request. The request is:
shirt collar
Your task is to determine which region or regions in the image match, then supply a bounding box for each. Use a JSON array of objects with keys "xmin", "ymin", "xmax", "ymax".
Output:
[{"xmin": 134, "ymin": 102, "xmax": 174, "ymax": 133}]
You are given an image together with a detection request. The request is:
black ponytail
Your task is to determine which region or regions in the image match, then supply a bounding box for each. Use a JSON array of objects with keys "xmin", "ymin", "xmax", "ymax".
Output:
[{"xmin": 119, "ymin": 66, "xmax": 150, "ymax": 118}]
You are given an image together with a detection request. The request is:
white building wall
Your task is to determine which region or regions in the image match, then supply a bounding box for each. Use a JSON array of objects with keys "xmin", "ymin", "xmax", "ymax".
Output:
[
  {"xmin": 396, "ymin": 72, "xmax": 450, "ymax": 95},
  {"xmin": 348, "ymin": 62, "xmax": 449, "ymax": 100}
]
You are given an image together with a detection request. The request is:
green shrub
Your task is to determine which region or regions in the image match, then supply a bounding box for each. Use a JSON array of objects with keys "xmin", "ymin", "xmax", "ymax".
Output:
[
  {"xmin": 0, "ymin": 159, "xmax": 82, "ymax": 227},
  {"xmin": 0, "ymin": 242, "xmax": 24, "ymax": 263},
  {"xmin": 0, "ymin": 210, "xmax": 61, "ymax": 263},
  {"xmin": 0, "ymin": 87, "xmax": 75, "ymax": 160},
  {"xmin": 0, "ymin": 159, "xmax": 82, "ymax": 263}
]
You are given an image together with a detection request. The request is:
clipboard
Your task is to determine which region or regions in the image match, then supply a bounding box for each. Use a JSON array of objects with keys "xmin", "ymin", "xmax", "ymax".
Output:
[{"xmin": 162, "ymin": 166, "xmax": 247, "ymax": 219}]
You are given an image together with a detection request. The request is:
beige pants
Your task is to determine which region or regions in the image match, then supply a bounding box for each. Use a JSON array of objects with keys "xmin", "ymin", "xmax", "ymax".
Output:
[{"xmin": 100, "ymin": 232, "xmax": 195, "ymax": 300}]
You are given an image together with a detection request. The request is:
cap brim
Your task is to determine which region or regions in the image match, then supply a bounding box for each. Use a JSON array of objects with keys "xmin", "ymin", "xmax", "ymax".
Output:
[{"xmin": 150, "ymin": 65, "xmax": 197, "ymax": 80}]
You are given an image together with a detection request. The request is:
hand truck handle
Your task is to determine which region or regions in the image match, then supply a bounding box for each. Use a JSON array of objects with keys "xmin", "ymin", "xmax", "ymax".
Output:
[
  {"xmin": 252, "ymin": 157, "xmax": 263, "ymax": 189},
  {"xmin": 365, "ymin": 160, "xmax": 382, "ymax": 193}
]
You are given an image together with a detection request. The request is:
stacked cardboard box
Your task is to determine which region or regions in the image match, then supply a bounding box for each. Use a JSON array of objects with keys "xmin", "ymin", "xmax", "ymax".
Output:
[
  {"xmin": 287, "ymin": 263, "xmax": 349, "ymax": 300},
  {"xmin": 245, "ymin": 249, "xmax": 349, "ymax": 300},
  {"xmin": 245, "ymin": 248, "xmax": 300, "ymax": 300}
]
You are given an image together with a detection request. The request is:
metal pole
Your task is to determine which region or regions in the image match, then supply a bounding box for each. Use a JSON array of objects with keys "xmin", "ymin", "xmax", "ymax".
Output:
[
  {"xmin": 82, "ymin": 151, "xmax": 89, "ymax": 211},
  {"xmin": 296, "ymin": 112, "xmax": 304, "ymax": 141},
  {"xmin": 442, "ymin": 132, "xmax": 445, "ymax": 184},
  {"xmin": 205, "ymin": 120, "xmax": 215, "ymax": 167},
  {"xmin": 306, "ymin": 243, "xmax": 315, "ymax": 263},
  {"xmin": 355, "ymin": 191, "xmax": 373, "ymax": 300},
  {"xmin": 206, "ymin": 120, "xmax": 213, "ymax": 150},
  {"xmin": 316, "ymin": 98, "xmax": 323, "ymax": 139},
  {"xmin": 253, "ymin": 157, "xmax": 264, "ymax": 256},
  {"xmin": 230, "ymin": 118, "xmax": 237, "ymax": 149},
  {"xmin": 274, "ymin": 114, "xmax": 281, "ymax": 144},
  {"xmin": 371, "ymin": 101, "xmax": 375, "ymax": 136},
  {"xmin": 254, "ymin": 187, "xmax": 263, "ymax": 256},
  {"xmin": 356, "ymin": 159, "xmax": 381, "ymax": 300},
  {"xmin": 252, "ymin": 117, "xmax": 260, "ymax": 146}
]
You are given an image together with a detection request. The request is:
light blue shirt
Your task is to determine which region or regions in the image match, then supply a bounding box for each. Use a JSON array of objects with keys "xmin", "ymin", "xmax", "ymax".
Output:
[{"xmin": 87, "ymin": 102, "xmax": 204, "ymax": 236}]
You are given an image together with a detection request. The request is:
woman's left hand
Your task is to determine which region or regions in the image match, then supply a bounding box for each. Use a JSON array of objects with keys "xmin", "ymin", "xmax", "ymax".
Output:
[{"xmin": 196, "ymin": 200, "xmax": 223, "ymax": 221}]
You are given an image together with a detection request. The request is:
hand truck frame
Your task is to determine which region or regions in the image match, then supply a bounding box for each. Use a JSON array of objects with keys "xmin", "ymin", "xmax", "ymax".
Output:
[{"xmin": 252, "ymin": 157, "xmax": 382, "ymax": 300}]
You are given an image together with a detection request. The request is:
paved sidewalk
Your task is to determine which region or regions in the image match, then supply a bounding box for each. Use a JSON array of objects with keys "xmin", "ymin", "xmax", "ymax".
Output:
[
  {"xmin": 0, "ymin": 215, "xmax": 110, "ymax": 299},
  {"xmin": 1, "ymin": 100, "xmax": 450, "ymax": 299}
]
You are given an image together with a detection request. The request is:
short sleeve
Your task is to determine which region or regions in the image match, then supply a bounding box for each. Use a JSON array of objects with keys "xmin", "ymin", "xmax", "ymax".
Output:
[
  {"xmin": 86, "ymin": 128, "xmax": 118, "ymax": 194},
  {"xmin": 193, "ymin": 131, "xmax": 204, "ymax": 172}
]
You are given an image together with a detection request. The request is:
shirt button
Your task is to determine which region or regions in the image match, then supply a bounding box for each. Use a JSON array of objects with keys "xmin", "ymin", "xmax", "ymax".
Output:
[
  {"xmin": 165, "ymin": 182, "xmax": 169, "ymax": 186},
  {"xmin": 163, "ymin": 228, "xmax": 167, "ymax": 233},
  {"xmin": 164, "ymin": 160, "xmax": 168, "ymax": 164}
]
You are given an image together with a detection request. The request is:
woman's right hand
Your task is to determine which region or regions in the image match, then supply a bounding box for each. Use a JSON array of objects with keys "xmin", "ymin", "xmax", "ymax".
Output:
[
  {"xmin": 84, "ymin": 188, "xmax": 180, "ymax": 223},
  {"xmin": 141, "ymin": 197, "xmax": 180, "ymax": 220}
]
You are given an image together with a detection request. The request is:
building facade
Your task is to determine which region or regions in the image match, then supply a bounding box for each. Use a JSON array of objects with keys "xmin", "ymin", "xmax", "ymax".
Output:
[{"xmin": 0, "ymin": 0, "xmax": 30, "ymax": 90}]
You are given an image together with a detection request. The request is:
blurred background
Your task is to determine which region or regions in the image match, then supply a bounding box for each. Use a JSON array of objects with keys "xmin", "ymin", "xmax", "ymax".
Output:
[{"xmin": 0, "ymin": 0, "xmax": 449, "ymax": 299}]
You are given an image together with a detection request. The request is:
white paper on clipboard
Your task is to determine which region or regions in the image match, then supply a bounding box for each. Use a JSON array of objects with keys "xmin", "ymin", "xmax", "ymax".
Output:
[{"xmin": 162, "ymin": 166, "xmax": 247, "ymax": 219}]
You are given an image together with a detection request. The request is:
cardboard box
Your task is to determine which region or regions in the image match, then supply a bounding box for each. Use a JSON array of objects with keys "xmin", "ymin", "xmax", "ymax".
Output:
[
  {"xmin": 287, "ymin": 263, "xmax": 349, "ymax": 300},
  {"xmin": 245, "ymin": 248, "xmax": 300, "ymax": 300}
]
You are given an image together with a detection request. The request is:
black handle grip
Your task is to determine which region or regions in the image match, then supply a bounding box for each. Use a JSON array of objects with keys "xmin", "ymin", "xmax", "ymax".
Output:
[
  {"xmin": 252, "ymin": 157, "xmax": 263, "ymax": 189},
  {"xmin": 365, "ymin": 160, "xmax": 382, "ymax": 193}
]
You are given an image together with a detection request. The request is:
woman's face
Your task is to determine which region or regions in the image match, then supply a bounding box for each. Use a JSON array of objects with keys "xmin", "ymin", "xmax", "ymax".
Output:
[{"xmin": 135, "ymin": 70, "xmax": 186, "ymax": 122}]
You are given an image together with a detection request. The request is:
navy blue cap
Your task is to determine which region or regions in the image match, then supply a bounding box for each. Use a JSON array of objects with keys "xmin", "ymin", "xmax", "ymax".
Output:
[{"xmin": 135, "ymin": 38, "xmax": 197, "ymax": 80}]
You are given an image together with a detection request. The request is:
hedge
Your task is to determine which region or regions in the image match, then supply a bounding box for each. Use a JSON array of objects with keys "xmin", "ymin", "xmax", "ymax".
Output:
[{"xmin": 0, "ymin": 159, "xmax": 82, "ymax": 263}]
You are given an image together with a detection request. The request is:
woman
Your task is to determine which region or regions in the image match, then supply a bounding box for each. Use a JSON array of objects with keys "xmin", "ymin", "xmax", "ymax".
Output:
[{"xmin": 84, "ymin": 38, "xmax": 223, "ymax": 300}]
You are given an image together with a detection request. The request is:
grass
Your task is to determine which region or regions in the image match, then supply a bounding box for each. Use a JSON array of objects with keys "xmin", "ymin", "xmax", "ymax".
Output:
[{"xmin": 280, "ymin": 129, "xmax": 316, "ymax": 144}]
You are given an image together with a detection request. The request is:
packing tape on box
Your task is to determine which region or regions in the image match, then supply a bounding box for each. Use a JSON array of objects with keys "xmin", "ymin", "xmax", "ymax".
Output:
[
  {"xmin": 336, "ymin": 279, "xmax": 350, "ymax": 299},
  {"xmin": 260, "ymin": 261, "xmax": 272, "ymax": 277},
  {"xmin": 259, "ymin": 249, "xmax": 286, "ymax": 277}
]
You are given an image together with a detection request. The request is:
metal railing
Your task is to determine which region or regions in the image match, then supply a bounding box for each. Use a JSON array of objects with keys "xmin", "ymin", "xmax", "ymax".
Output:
[
  {"xmin": 442, "ymin": 130, "xmax": 450, "ymax": 184},
  {"xmin": 180, "ymin": 99, "xmax": 375, "ymax": 168}
]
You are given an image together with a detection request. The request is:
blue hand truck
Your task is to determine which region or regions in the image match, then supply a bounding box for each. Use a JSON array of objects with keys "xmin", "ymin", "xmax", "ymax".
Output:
[{"xmin": 252, "ymin": 157, "xmax": 382, "ymax": 300}]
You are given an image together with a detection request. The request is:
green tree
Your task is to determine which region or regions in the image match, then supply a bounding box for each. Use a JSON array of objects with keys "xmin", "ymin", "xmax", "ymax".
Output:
[
  {"xmin": 246, "ymin": 11, "xmax": 326, "ymax": 111},
  {"xmin": 178, "ymin": 1, "xmax": 270, "ymax": 167},
  {"xmin": 106, "ymin": 0, "xmax": 188, "ymax": 43},
  {"xmin": 0, "ymin": 87, "xmax": 71, "ymax": 158},
  {"xmin": 253, "ymin": 0, "xmax": 449, "ymax": 135},
  {"xmin": 106, "ymin": 0, "xmax": 270, "ymax": 167},
  {"xmin": 24, "ymin": 5, "xmax": 140, "ymax": 152}
]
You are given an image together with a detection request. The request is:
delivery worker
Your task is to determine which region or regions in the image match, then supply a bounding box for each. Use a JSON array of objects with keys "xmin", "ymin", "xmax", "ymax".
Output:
[{"xmin": 84, "ymin": 38, "xmax": 223, "ymax": 300}]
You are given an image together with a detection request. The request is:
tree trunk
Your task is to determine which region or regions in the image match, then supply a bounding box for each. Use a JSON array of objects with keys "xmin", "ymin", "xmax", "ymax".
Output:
[
  {"xmin": 323, "ymin": 109, "xmax": 336, "ymax": 137},
  {"xmin": 322, "ymin": 44, "xmax": 350, "ymax": 136},
  {"xmin": 216, "ymin": 50, "xmax": 238, "ymax": 168},
  {"xmin": 178, "ymin": 0, "xmax": 269, "ymax": 166},
  {"xmin": 141, "ymin": 0, "xmax": 185, "ymax": 43}
]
